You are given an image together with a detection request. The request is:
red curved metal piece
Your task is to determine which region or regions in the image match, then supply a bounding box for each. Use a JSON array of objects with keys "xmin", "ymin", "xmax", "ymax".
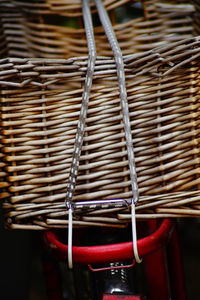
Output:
[{"xmin": 44, "ymin": 219, "xmax": 174, "ymax": 265}]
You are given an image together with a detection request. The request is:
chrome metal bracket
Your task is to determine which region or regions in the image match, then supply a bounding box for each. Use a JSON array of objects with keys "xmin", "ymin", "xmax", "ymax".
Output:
[{"xmin": 66, "ymin": 198, "xmax": 133, "ymax": 212}]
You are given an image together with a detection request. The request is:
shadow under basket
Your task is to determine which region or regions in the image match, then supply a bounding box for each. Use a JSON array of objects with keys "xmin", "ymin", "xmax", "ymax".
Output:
[{"xmin": 1, "ymin": 0, "xmax": 200, "ymax": 229}]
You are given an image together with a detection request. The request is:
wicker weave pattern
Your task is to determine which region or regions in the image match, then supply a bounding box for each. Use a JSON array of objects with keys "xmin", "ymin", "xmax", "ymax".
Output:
[
  {"xmin": 0, "ymin": 1, "xmax": 194, "ymax": 58},
  {"xmin": 0, "ymin": 0, "xmax": 131, "ymax": 17},
  {"xmin": 1, "ymin": 37, "xmax": 200, "ymax": 228},
  {"xmin": 1, "ymin": 1, "xmax": 200, "ymax": 229}
]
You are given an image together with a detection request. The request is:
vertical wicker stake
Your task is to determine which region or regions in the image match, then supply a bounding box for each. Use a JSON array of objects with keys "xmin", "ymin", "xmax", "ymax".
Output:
[
  {"xmin": 66, "ymin": 0, "xmax": 96, "ymax": 269},
  {"xmin": 94, "ymin": 0, "xmax": 141, "ymax": 263}
]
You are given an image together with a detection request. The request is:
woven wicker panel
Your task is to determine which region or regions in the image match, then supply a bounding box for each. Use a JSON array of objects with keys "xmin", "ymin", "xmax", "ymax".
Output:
[
  {"xmin": 1, "ymin": 38, "xmax": 200, "ymax": 229},
  {"xmin": 1, "ymin": 0, "xmax": 200, "ymax": 229},
  {"xmin": 0, "ymin": 0, "xmax": 194, "ymax": 58}
]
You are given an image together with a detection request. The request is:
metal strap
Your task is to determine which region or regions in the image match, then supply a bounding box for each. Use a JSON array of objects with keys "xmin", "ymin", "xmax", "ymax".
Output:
[
  {"xmin": 94, "ymin": 0, "xmax": 139, "ymax": 204},
  {"xmin": 94, "ymin": 0, "xmax": 141, "ymax": 264},
  {"xmin": 66, "ymin": 0, "xmax": 96, "ymax": 207},
  {"xmin": 66, "ymin": 0, "xmax": 141, "ymax": 267},
  {"xmin": 66, "ymin": 0, "xmax": 139, "ymax": 211}
]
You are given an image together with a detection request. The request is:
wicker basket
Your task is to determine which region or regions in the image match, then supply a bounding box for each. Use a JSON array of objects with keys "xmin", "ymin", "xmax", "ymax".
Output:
[{"xmin": 1, "ymin": 0, "xmax": 200, "ymax": 230}]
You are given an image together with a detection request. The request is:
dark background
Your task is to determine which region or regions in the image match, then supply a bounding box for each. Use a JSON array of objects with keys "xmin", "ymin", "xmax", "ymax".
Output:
[{"xmin": 0, "ymin": 205, "xmax": 200, "ymax": 299}]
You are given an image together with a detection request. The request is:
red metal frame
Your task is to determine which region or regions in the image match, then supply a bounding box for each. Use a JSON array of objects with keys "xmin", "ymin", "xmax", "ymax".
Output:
[
  {"xmin": 143, "ymin": 236, "xmax": 171, "ymax": 299},
  {"xmin": 43, "ymin": 219, "xmax": 187, "ymax": 300},
  {"xmin": 142, "ymin": 220, "xmax": 186, "ymax": 300},
  {"xmin": 166, "ymin": 222, "xmax": 187, "ymax": 300},
  {"xmin": 44, "ymin": 219, "xmax": 173, "ymax": 264}
]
